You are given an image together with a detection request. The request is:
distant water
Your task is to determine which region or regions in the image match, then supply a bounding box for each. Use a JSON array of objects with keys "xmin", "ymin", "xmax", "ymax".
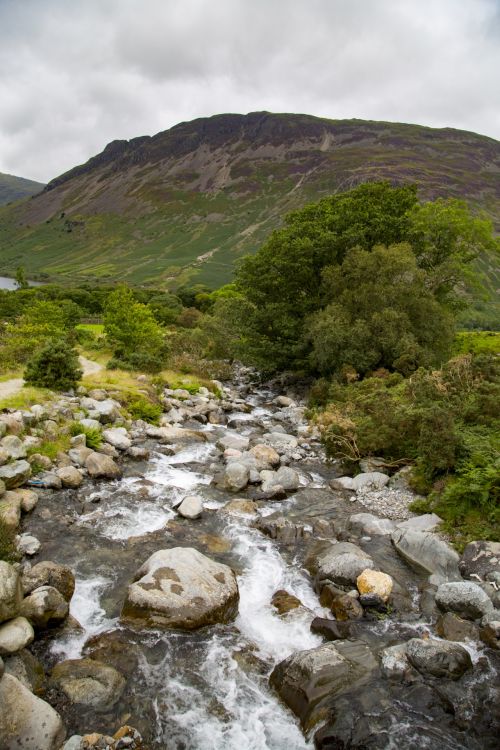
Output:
[{"xmin": 0, "ymin": 275, "xmax": 44, "ymax": 290}]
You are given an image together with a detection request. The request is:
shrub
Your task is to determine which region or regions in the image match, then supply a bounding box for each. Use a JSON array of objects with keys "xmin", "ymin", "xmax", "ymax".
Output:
[
  {"xmin": 127, "ymin": 397, "xmax": 162, "ymax": 425},
  {"xmin": 0, "ymin": 518, "xmax": 19, "ymax": 563},
  {"xmin": 70, "ymin": 422, "xmax": 102, "ymax": 450},
  {"xmin": 24, "ymin": 339, "xmax": 83, "ymax": 391}
]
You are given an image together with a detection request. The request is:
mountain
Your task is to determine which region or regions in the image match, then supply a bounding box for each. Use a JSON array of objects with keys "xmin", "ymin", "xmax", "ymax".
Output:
[
  {"xmin": 0, "ymin": 171, "xmax": 44, "ymax": 206},
  {"xmin": 0, "ymin": 112, "xmax": 498, "ymax": 293}
]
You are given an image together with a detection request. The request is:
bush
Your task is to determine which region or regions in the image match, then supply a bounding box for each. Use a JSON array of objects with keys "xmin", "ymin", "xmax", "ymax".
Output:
[
  {"xmin": 70, "ymin": 422, "xmax": 102, "ymax": 450},
  {"xmin": 107, "ymin": 350, "xmax": 165, "ymax": 373},
  {"xmin": 127, "ymin": 397, "xmax": 162, "ymax": 425},
  {"xmin": 0, "ymin": 518, "xmax": 19, "ymax": 562},
  {"xmin": 24, "ymin": 339, "xmax": 83, "ymax": 391}
]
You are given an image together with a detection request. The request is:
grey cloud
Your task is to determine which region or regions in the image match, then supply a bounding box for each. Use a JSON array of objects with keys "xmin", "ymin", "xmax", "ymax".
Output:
[{"xmin": 0, "ymin": 0, "xmax": 498, "ymax": 182}]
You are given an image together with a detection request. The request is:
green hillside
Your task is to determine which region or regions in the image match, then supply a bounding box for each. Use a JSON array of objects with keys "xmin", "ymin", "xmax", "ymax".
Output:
[
  {"xmin": 0, "ymin": 112, "xmax": 498, "ymax": 313},
  {"xmin": 0, "ymin": 171, "xmax": 44, "ymax": 206}
]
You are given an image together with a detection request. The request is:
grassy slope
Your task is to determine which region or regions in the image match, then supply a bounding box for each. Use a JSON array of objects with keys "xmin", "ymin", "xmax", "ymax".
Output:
[
  {"xmin": 0, "ymin": 114, "xmax": 498, "ymax": 310},
  {"xmin": 0, "ymin": 172, "xmax": 45, "ymax": 206}
]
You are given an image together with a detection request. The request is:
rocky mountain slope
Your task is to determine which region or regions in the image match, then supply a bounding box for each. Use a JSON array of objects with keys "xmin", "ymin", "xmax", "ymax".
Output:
[
  {"xmin": 0, "ymin": 112, "xmax": 498, "ymax": 290},
  {"xmin": 0, "ymin": 171, "xmax": 44, "ymax": 206}
]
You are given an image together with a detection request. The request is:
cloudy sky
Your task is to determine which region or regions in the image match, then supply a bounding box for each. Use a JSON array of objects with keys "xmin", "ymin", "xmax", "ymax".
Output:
[{"xmin": 0, "ymin": 0, "xmax": 499, "ymax": 183}]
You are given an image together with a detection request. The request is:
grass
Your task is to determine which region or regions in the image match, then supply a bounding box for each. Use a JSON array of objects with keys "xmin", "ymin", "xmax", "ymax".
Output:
[
  {"xmin": 76, "ymin": 323, "xmax": 105, "ymax": 336},
  {"xmin": 0, "ymin": 385, "xmax": 54, "ymax": 411},
  {"xmin": 452, "ymin": 330, "xmax": 500, "ymax": 356},
  {"xmin": 27, "ymin": 434, "xmax": 72, "ymax": 462}
]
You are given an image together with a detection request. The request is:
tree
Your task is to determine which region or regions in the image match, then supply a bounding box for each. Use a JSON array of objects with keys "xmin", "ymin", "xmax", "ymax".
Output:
[
  {"xmin": 15, "ymin": 266, "xmax": 28, "ymax": 289},
  {"xmin": 104, "ymin": 286, "xmax": 168, "ymax": 371},
  {"xmin": 0, "ymin": 300, "xmax": 70, "ymax": 367},
  {"xmin": 25, "ymin": 339, "xmax": 82, "ymax": 391}
]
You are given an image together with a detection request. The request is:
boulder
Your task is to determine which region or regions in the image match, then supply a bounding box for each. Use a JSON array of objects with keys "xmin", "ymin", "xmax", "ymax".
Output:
[
  {"xmin": 0, "ymin": 448, "xmax": 9, "ymax": 466},
  {"xmin": 222, "ymin": 462, "xmax": 249, "ymax": 492},
  {"xmin": 85, "ymin": 452, "xmax": 121, "ymax": 479},
  {"xmin": 405, "ymin": 637, "xmax": 472, "ymax": 679},
  {"xmin": 0, "ymin": 460, "xmax": 31, "ymax": 489},
  {"xmin": 83, "ymin": 398, "xmax": 120, "ymax": 423},
  {"xmin": 0, "ymin": 562, "xmax": 22, "ymax": 623},
  {"xmin": 330, "ymin": 476, "xmax": 356, "ymax": 491},
  {"xmin": 22, "ymin": 561, "xmax": 75, "ymax": 602},
  {"xmin": 479, "ymin": 620, "xmax": 500, "ymax": 650},
  {"xmin": 256, "ymin": 516, "xmax": 311, "ymax": 544},
  {"xmin": 145, "ymin": 425, "xmax": 206, "ymax": 444},
  {"xmin": 459, "ymin": 540, "xmax": 500, "ymax": 584},
  {"xmin": 121, "ymin": 547, "xmax": 239, "ymax": 630},
  {"xmin": 28, "ymin": 453, "xmax": 53, "ymax": 470},
  {"xmin": 56, "ymin": 465, "xmax": 84, "ymax": 488},
  {"xmin": 395, "ymin": 513, "xmax": 442, "ymax": 532},
  {"xmin": 2, "ymin": 649, "xmax": 45, "ymax": 693},
  {"xmin": 275, "ymin": 395, "xmax": 295, "ymax": 407},
  {"xmin": 330, "ymin": 593, "xmax": 364, "ymax": 621},
  {"xmin": 16, "ymin": 534, "xmax": 41, "ymax": 556},
  {"xmin": 380, "ymin": 643, "xmax": 420, "ymax": 682},
  {"xmin": 391, "ymin": 529, "xmax": 461, "ymax": 584},
  {"xmin": 0, "ymin": 617, "xmax": 34, "ymax": 656},
  {"xmin": 102, "ymin": 427, "xmax": 131, "ymax": 451},
  {"xmin": 436, "ymin": 612, "xmax": 480, "ymax": 642},
  {"xmin": 68, "ymin": 446, "xmax": 93, "ymax": 467},
  {"xmin": 248, "ymin": 444, "xmax": 280, "ymax": 470},
  {"xmin": 352, "ymin": 472, "xmax": 390, "ymax": 491},
  {"xmin": 271, "ymin": 590, "xmax": 303, "ymax": 615},
  {"xmin": 222, "ymin": 499, "xmax": 258, "ymax": 516},
  {"xmin": 0, "ymin": 436, "xmax": 26, "ymax": 460},
  {"xmin": 16, "ymin": 489, "xmax": 38, "ymax": 513},
  {"xmin": 82, "ymin": 630, "xmax": 140, "ymax": 678},
  {"xmin": 311, "ymin": 542, "xmax": 375, "ymax": 587},
  {"xmin": 262, "ymin": 432, "xmax": 298, "ymax": 452},
  {"xmin": 217, "ymin": 433, "xmax": 250, "ymax": 452},
  {"xmin": 269, "ymin": 640, "xmax": 377, "ymax": 729},
  {"xmin": 435, "ymin": 581, "xmax": 493, "ymax": 620},
  {"xmin": 0, "ymin": 673, "xmax": 65, "ymax": 750},
  {"xmin": 20, "ymin": 585, "xmax": 69, "ymax": 628},
  {"xmin": 356, "ymin": 569, "xmax": 393, "ymax": 602},
  {"xmin": 0, "ymin": 491, "xmax": 21, "ymax": 531},
  {"xmin": 176, "ymin": 495, "xmax": 203, "ymax": 520},
  {"xmin": 349, "ymin": 513, "xmax": 395, "ymax": 536},
  {"xmin": 50, "ymin": 658, "xmax": 125, "ymax": 712},
  {"xmin": 274, "ymin": 465, "xmax": 300, "ymax": 491},
  {"xmin": 35, "ymin": 472, "xmax": 62, "ymax": 489}
]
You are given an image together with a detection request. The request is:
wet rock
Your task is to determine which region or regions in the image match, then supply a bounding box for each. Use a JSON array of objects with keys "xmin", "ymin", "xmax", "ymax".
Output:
[
  {"xmin": 82, "ymin": 630, "xmax": 140, "ymax": 677},
  {"xmin": 2, "ymin": 648, "xmax": 45, "ymax": 692},
  {"xmin": 330, "ymin": 593, "xmax": 364, "ymax": 621},
  {"xmin": 381, "ymin": 643, "xmax": 421, "ymax": 682},
  {"xmin": 311, "ymin": 541, "xmax": 375, "ymax": 587},
  {"xmin": 217, "ymin": 433, "xmax": 250, "ymax": 452},
  {"xmin": 16, "ymin": 533, "xmax": 41, "ymax": 556},
  {"xmin": 271, "ymin": 590, "xmax": 303, "ymax": 615},
  {"xmin": 222, "ymin": 462, "xmax": 249, "ymax": 491},
  {"xmin": 68, "ymin": 446, "xmax": 94, "ymax": 466},
  {"xmin": 36, "ymin": 471, "xmax": 63, "ymax": 489},
  {"xmin": 0, "ymin": 435, "xmax": 27, "ymax": 460},
  {"xmin": 56, "ymin": 466, "xmax": 84, "ymax": 488},
  {"xmin": 248, "ymin": 444, "xmax": 280, "ymax": 470},
  {"xmin": 405, "ymin": 637, "xmax": 472, "ymax": 679},
  {"xmin": 310, "ymin": 617, "xmax": 366, "ymax": 641},
  {"xmin": 126, "ymin": 445, "xmax": 150, "ymax": 460},
  {"xmin": 396, "ymin": 513, "xmax": 442, "ymax": 532},
  {"xmin": 51, "ymin": 657, "xmax": 125, "ymax": 712},
  {"xmin": 85, "ymin": 452, "xmax": 122, "ymax": 479},
  {"xmin": 0, "ymin": 616, "xmax": 34, "ymax": 655},
  {"xmin": 20, "ymin": 585, "xmax": 69, "ymax": 628},
  {"xmin": 255, "ymin": 516, "xmax": 310, "ymax": 543},
  {"xmin": 121, "ymin": 547, "xmax": 239, "ymax": 630},
  {"xmin": 262, "ymin": 432, "xmax": 298, "ymax": 452},
  {"xmin": 222, "ymin": 499, "xmax": 258, "ymax": 516},
  {"xmin": 479, "ymin": 619, "xmax": 500, "ymax": 650},
  {"xmin": 102, "ymin": 427, "xmax": 131, "ymax": 451},
  {"xmin": 391, "ymin": 529, "xmax": 461, "ymax": 584},
  {"xmin": 349, "ymin": 513, "xmax": 395, "ymax": 536},
  {"xmin": 22, "ymin": 561, "xmax": 75, "ymax": 602},
  {"xmin": 356, "ymin": 569, "xmax": 393, "ymax": 603},
  {"xmin": 459, "ymin": 540, "xmax": 500, "ymax": 584},
  {"xmin": 146, "ymin": 425, "xmax": 206, "ymax": 444},
  {"xmin": 435, "ymin": 581, "xmax": 493, "ymax": 620},
  {"xmin": 176, "ymin": 495, "xmax": 203, "ymax": 519},
  {"xmin": 0, "ymin": 562, "xmax": 22, "ymax": 623},
  {"xmin": 436, "ymin": 612, "xmax": 480, "ymax": 642},
  {"xmin": 269, "ymin": 640, "xmax": 377, "ymax": 729},
  {"xmin": 0, "ymin": 672, "xmax": 65, "ymax": 750},
  {"xmin": 274, "ymin": 465, "xmax": 300, "ymax": 491},
  {"xmin": 0, "ymin": 459, "xmax": 31, "ymax": 489},
  {"xmin": 16, "ymin": 488, "xmax": 38, "ymax": 512}
]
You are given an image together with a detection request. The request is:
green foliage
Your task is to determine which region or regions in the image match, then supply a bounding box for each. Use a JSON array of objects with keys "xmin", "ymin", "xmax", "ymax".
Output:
[
  {"xmin": 104, "ymin": 286, "xmax": 168, "ymax": 372},
  {"xmin": 0, "ymin": 519, "xmax": 19, "ymax": 562},
  {"xmin": 24, "ymin": 339, "xmax": 83, "ymax": 391},
  {"xmin": 27, "ymin": 434, "xmax": 72, "ymax": 462},
  {"xmin": 126, "ymin": 397, "xmax": 162, "ymax": 425},
  {"xmin": 452, "ymin": 330, "xmax": 500, "ymax": 356},
  {"xmin": 70, "ymin": 422, "xmax": 102, "ymax": 450},
  {"xmin": 15, "ymin": 265, "xmax": 28, "ymax": 289},
  {"xmin": 0, "ymin": 300, "xmax": 73, "ymax": 368}
]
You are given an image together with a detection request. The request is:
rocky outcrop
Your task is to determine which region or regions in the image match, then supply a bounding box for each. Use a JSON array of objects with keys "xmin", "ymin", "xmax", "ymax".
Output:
[{"xmin": 121, "ymin": 547, "xmax": 239, "ymax": 630}]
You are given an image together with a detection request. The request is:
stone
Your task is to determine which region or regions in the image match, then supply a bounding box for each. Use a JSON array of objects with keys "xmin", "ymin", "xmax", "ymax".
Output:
[
  {"xmin": 0, "ymin": 460, "xmax": 31, "ymax": 489},
  {"xmin": 380, "ymin": 643, "xmax": 420, "ymax": 682},
  {"xmin": 62, "ymin": 737, "xmax": 83, "ymax": 750},
  {"xmin": 262, "ymin": 432, "xmax": 298, "ymax": 451},
  {"xmin": 255, "ymin": 516, "xmax": 310, "ymax": 543},
  {"xmin": 356, "ymin": 569, "xmax": 393, "ymax": 602},
  {"xmin": 349, "ymin": 513, "xmax": 395, "ymax": 536},
  {"xmin": 85, "ymin": 452, "xmax": 122, "ymax": 479},
  {"xmin": 359, "ymin": 457, "xmax": 387, "ymax": 473},
  {"xmin": 22, "ymin": 561, "xmax": 75, "ymax": 602},
  {"xmin": 391, "ymin": 529, "xmax": 461, "ymax": 584},
  {"xmin": 0, "ymin": 673, "xmax": 65, "ymax": 750},
  {"xmin": 176, "ymin": 495, "xmax": 203, "ymax": 519},
  {"xmin": 36, "ymin": 471, "xmax": 63, "ymax": 489},
  {"xmin": 275, "ymin": 395, "xmax": 295, "ymax": 407},
  {"xmin": 0, "ymin": 562, "xmax": 22, "ymax": 623},
  {"xmin": 222, "ymin": 499, "xmax": 258, "ymax": 516},
  {"xmin": 102, "ymin": 427, "xmax": 131, "ymax": 451},
  {"xmin": 0, "ymin": 448, "xmax": 9, "ymax": 466},
  {"xmin": 436, "ymin": 612, "xmax": 480, "ymax": 642},
  {"xmin": 20, "ymin": 585, "xmax": 69, "ymax": 628},
  {"xmin": 127, "ymin": 445, "xmax": 150, "ymax": 460},
  {"xmin": 83, "ymin": 398, "xmax": 121, "ymax": 423},
  {"xmin": 271, "ymin": 590, "xmax": 303, "ymax": 615},
  {"xmin": 28, "ymin": 453, "xmax": 52, "ymax": 470},
  {"xmin": 459, "ymin": 540, "xmax": 500, "ymax": 583},
  {"xmin": 217, "ymin": 433, "xmax": 250, "ymax": 452},
  {"xmin": 56, "ymin": 466, "xmax": 84, "ymax": 488},
  {"xmin": 87, "ymin": 389, "xmax": 107, "ymax": 401},
  {"xmin": 99, "ymin": 442, "xmax": 119, "ymax": 458},
  {"xmin": 16, "ymin": 533, "xmax": 41, "ymax": 556},
  {"xmin": 312, "ymin": 542, "xmax": 375, "ymax": 586},
  {"xmin": 78, "ymin": 418, "xmax": 101, "ymax": 431},
  {"xmin": 330, "ymin": 593, "xmax": 364, "ymax": 621},
  {"xmin": 0, "ymin": 617, "xmax": 34, "ymax": 655},
  {"xmin": 269, "ymin": 640, "xmax": 377, "ymax": 730},
  {"xmin": 222, "ymin": 462, "xmax": 250, "ymax": 492},
  {"xmin": 0, "ymin": 415, "xmax": 23, "ymax": 436},
  {"xmin": 479, "ymin": 620, "xmax": 500, "ymax": 650},
  {"xmin": 330, "ymin": 476, "xmax": 356, "ymax": 491},
  {"xmin": 146, "ymin": 425, "xmax": 206, "ymax": 444},
  {"xmin": 121, "ymin": 547, "xmax": 239, "ymax": 630},
  {"xmin": 395, "ymin": 513, "xmax": 442, "ymax": 532},
  {"xmin": 405, "ymin": 637, "xmax": 472, "ymax": 680},
  {"xmin": 16, "ymin": 489, "xmax": 38, "ymax": 513},
  {"xmin": 68, "ymin": 446, "xmax": 94, "ymax": 466},
  {"xmin": 70, "ymin": 434, "xmax": 86, "ymax": 447},
  {"xmin": 2, "ymin": 649, "xmax": 45, "ymax": 693},
  {"xmin": 248, "ymin": 444, "xmax": 280, "ymax": 470},
  {"xmin": 51, "ymin": 658, "xmax": 125, "ymax": 712},
  {"xmin": 352, "ymin": 471, "xmax": 390, "ymax": 491},
  {"xmin": 0, "ymin": 435, "xmax": 27, "ymax": 460},
  {"xmin": 435, "ymin": 581, "xmax": 493, "ymax": 620},
  {"xmin": 82, "ymin": 630, "xmax": 140, "ymax": 678},
  {"xmin": 0, "ymin": 491, "xmax": 21, "ymax": 531},
  {"xmin": 274, "ymin": 465, "xmax": 300, "ymax": 491}
]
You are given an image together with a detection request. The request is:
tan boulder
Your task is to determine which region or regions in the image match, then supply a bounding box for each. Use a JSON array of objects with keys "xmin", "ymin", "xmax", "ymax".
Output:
[{"xmin": 356, "ymin": 569, "xmax": 393, "ymax": 603}]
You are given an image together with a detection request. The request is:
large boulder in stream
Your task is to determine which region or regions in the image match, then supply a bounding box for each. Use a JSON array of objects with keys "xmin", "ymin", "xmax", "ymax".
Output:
[
  {"xmin": 22, "ymin": 561, "xmax": 75, "ymax": 602},
  {"xmin": 405, "ymin": 638, "xmax": 473, "ymax": 680},
  {"xmin": 0, "ymin": 460, "xmax": 31, "ymax": 489},
  {"xmin": 391, "ymin": 528, "xmax": 461, "ymax": 584},
  {"xmin": 459, "ymin": 540, "xmax": 500, "ymax": 584},
  {"xmin": 0, "ymin": 672, "xmax": 65, "ymax": 750},
  {"xmin": 435, "ymin": 581, "xmax": 493, "ymax": 620},
  {"xmin": 309, "ymin": 541, "xmax": 375, "ymax": 587},
  {"xmin": 270, "ymin": 640, "xmax": 377, "ymax": 729},
  {"xmin": 85, "ymin": 451, "xmax": 122, "ymax": 479},
  {"xmin": 50, "ymin": 657, "xmax": 125, "ymax": 712},
  {"xmin": 121, "ymin": 547, "xmax": 239, "ymax": 630}
]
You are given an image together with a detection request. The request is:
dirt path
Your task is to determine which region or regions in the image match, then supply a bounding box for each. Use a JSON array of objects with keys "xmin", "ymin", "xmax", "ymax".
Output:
[
  {"xmin": 79, "ymin": 355, "xmax": 103, "ymax": 376},
  {"xmin": 0, "ymin": 356, "xmax": 103, "ymax": 401}
]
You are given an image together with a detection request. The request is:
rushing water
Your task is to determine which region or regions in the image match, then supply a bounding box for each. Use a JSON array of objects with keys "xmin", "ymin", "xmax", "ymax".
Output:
[{"xmin": 24, "ymin": 374, "xmax": 500, "ymax": 749}]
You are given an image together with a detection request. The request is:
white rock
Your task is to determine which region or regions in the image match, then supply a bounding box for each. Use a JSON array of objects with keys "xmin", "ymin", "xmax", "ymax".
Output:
[
  {"xmin": 102, "ymin": 427, "xmax": 131, "ymax": 451},
  {"xmin": 0, "ymin": 617, "xmax": 34, "ymax": 655},
  {"xmin": 16, "ymin": 534, "xmax": 41, "ymax": 556},
  {"xmin": 0, "ymin": 673, "xmax": 65, "ymax": 749},
  {"xmin": 177, "ymin": 495, "xmax": 203, "ymax": 519}
]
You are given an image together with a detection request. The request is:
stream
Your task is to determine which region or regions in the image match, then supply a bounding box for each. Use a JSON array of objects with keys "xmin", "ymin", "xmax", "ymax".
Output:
[{"xmin": 23, "ymin": 372, "xmax": 500, "ymax": 749}]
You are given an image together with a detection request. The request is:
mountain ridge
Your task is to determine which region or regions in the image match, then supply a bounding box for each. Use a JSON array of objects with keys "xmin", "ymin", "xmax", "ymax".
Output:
[
  {"xmin": 0, "ymin": 111, "xmax": 498, "ymax": 293},
  {"xmin": 0, "ymin": 171, "xmax": 45, "ymax": 206}
]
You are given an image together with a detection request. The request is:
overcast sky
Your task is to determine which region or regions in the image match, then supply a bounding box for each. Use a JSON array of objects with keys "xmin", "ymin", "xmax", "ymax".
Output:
[{"xmin": 0, "ymin": 0, "xmax": 499, "ymax": 183}]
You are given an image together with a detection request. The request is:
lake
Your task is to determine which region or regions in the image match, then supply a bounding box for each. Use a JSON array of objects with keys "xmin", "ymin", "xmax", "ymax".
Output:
[{"xmin": 0, "ymin": 275, "xmax": 44, "ymax": 290}]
